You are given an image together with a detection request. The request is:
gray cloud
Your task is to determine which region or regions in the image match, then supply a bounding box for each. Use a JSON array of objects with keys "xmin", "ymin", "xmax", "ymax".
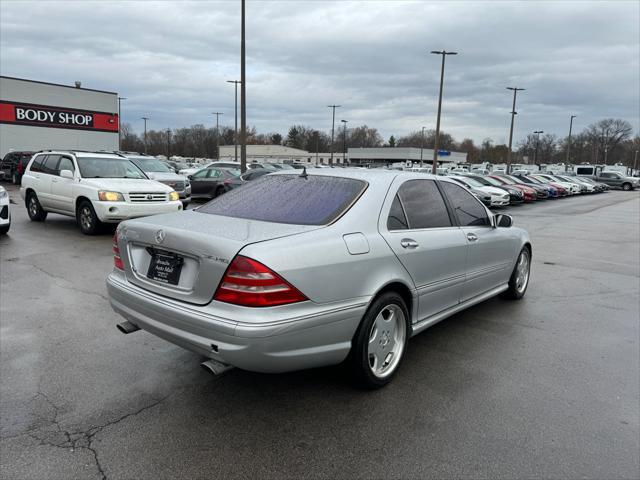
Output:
[{"xmin": 1, "ymin": 0, "xmax": 638, "ymax": 145}]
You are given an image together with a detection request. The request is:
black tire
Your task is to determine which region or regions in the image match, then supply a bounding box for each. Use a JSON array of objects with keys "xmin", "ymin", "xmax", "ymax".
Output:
[
  {"xmin": 0, "ymin": 223, "xmax": 9, "ymax": 235},
  {"xmin": 76, "ymin": 200, "xmax": 102, "ymax": 235},
  {"xmin": 12, "ymin": 172, "xmax": 20, "ymax": 185},
  {"xmin": 502, "ymin": 247, "xmax": 531, "ymax": 300},
  {"xmin": 349, "ymin": 291, "xmax": 410, "ymax": 389},
  {"xmin": 622, "ymin": 183, "xmax": 632, "ymax": 191},
  {"xmin": 26, "ymin": 193, "xmax": 47, "ymax": 222},
  {"xmin": 214, "ymin": 186, "xmax": 225, "ymax": 198}
]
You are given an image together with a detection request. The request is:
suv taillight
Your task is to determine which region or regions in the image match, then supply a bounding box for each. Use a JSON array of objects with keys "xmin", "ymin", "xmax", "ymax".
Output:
[
  {"xmin": 113, "ymin": 232, "xmax": 124, "ymax": 270},
  {"xmin": 16, "ymin": 162, "xmax": 23, "ymax": 174},
  {"xmin": 214, "ymin": 255, "xmax": 307, "ymax": 307}
]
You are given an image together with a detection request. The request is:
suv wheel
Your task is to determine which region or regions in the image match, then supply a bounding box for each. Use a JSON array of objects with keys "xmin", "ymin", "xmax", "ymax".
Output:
[
  {"xmin": 622, "ymin": 183, "xmax": 632, "ymax": 191},
  {"xmin": 26, "ymin": 193, "xmax": 47, "ymax": 222},
  {"xmin": 12, "ymin": 172, "xmax": 20, "ymax": 185},
  {"xmin": 350, "ymin": 291, "xmax": 410, "ymax": 389},
  {"xmin": 76, "ymin": 200, "xmax": 102, "ymax": 235}
]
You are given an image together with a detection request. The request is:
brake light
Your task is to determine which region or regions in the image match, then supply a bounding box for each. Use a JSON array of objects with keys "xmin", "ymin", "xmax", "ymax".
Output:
[
  {"xmin": 16, "ymin": 163, "xmax": 23, "ymax": 174},
  {"xmin": 113, "ymin": 232, "xmax": 124, "ymax": 270},
  {"xmin": 214, "ymin": 255, "xmax": 307, "ymax": 307}
]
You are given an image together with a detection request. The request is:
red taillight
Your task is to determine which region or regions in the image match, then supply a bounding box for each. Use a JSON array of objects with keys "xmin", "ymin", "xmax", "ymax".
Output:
[
  {"xmin": 16, "ymin": 163, "xmax": 23, "ymax": 174},
  {"xmin": 113, "ymin": 232, "xmax": 124, "ymax": 270},
  {"xmin": 214, "ymin": 255, "xmax": 307, "ymax": 307}
]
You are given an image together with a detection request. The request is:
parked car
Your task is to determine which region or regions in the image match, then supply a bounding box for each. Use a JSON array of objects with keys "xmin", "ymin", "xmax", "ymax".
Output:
[
  {"xmin": 446, "ymin": 177, "xmax": 492, "ymax": 206},
  {"xmin": 462, "ymin": 174, "xmax": 525, "ymax": 204},
  {"xmin": 124, "ymin": 154, "xmax": 192, "ymax": 206},
  {"xmin": 188, "ymin": 167, "xmax": 241, "ymax": 199},
  {"xmin": 0, "ymin": 151, "xmax": 35, "ymax": 185},
  {"xmin": 448, "ymin": 176, "xmax": 510, "ymax": 207},
  {"xmin": 553, "ymin": 174, "xmax": 595, "ymax": 193},
  {"xmin": 594, "ymin": 171, "xmax": 639, "ymax": 191},
  {"xmin": 20, "ymin": 151, "xmax": 182, "ymax": 235},
  {"xmin": 0, "ymin": 185, "xmax": 10, "ymax": 234},
  {"xmin": 107, "ymin": 170, "xmax": 532, "ymax": 388},
  {"xmin": 179, "ymin": 161, "xmax": 236, "ymax": 176},
  {"xmin": 223, "ymin": 168, "xmax": 271, "ymax": 191},
  {"xmin": 530, "ymin": 174, "xmax": 580, "ymax": 195},
  {"xmin": 574, "ymin": 176, "xmax": 609, "ymax": 192},
  {"xmin": 480, "ymin": 174, "xmax": 537, "ymax": 202},
  {"xmin": 509, "ymin": 174, "xmax": 563, "ymax": 197}
]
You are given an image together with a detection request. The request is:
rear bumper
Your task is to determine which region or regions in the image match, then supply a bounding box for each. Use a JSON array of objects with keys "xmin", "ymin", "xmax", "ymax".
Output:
[
  {"xmin": 106, "ymin": 273, "xmax": 367, "ymax": 373},
  {"xmin": 94, "ymin": 201, "xmax": 183, "ymax": 222}
]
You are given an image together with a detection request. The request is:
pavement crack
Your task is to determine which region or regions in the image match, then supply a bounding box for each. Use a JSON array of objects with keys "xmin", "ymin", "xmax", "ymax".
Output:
[{"xmin": 25, "ymin": 262, "xmax": 109, "ymax": 302}]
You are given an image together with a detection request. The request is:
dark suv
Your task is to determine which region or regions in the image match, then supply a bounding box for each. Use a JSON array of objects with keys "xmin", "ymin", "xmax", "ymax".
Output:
[{"xmin": 0, "ymin": 151, "xmax": 35, "ymax": 184}]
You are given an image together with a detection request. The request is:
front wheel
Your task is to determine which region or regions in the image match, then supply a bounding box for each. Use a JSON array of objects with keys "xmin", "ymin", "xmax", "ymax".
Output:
[
  {"xmin": 622, "ymin": 183, "xmax": 632, "ymax": 191},
  {"xmin": 502, "ymin": 247, "xmax": 531, "ymax": 300},
  {"xmin": 214, "ymin": 186, "xmax": 225, "ymax": 198},
  {"xmin": 350, "ymin": 292, "xmax": 409, "ymax": 389},
  {"xmin": 27, "ymin": 193, "xmax": 47, "ymax": 222},
  {"xmin": 76, "ymin": 200, "xmax": 102, "ymax": 235},
  {"xmin": 0, "ymin": 223, "xmax": 9, "ymax": 235},
  {"xmin": 12, "ymin": 172, "xmax": 20, "ymax": 185}
]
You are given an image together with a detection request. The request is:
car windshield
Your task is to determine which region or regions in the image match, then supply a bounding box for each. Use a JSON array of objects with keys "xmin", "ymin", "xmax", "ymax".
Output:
[
  {"xmin": 490, "ymin": 176, "xmax": 509, "ymax": 184},
  {"xmin": 457, "ymin": 176, "xmax": 483, "ymax": 187},
  {"xmin": 129, "ymin": 157, "xmax": 172, "ymax": 173},
  {"xmin": 220, "ymin": 168, "xmax": 241, "ymax": 177},
  {"xmin": 481, "ymin": 176, "xmax": 503, "ymax": 187},
  {"xmin": 77, "ymin": 157, "xmax": 146, "ymax": 179},
  {"xmin": 198, "ymin": 174, "xmax": 367, "ymax": 225}
]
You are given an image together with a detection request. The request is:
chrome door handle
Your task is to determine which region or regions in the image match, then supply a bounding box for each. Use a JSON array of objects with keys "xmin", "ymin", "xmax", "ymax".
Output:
[
  {"xmin": 52, "ymin": 178, "xmax": 58, "ymax": 183},
  {"xmin": 400, "ymin": 238, "xmax": 419, "ymax": 249},
  {"xmin": 467, "ymin": 233, "xmax": 478, "ymax": 242}
]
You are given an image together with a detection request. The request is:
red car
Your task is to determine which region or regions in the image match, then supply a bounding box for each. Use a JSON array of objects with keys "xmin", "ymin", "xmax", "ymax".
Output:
[{"xmin": 487, "ymin": 175, "xmax": 537, "ymax": 202}]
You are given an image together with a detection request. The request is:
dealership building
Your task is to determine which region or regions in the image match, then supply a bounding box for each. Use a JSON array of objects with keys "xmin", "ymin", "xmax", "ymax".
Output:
[{"xmin": 0, "ymin": 76, "xmax": 119, "ymax": 158}]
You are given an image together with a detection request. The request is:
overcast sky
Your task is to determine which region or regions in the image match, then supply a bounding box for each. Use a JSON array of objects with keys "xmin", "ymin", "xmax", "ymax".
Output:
[{"xmin": 1, "ymin": 0, "xmax": 638, "ymax": 145}]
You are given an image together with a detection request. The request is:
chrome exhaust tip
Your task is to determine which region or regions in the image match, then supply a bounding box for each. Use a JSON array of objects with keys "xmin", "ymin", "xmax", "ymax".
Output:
[
  {"xmin": 201, "ymin": 359, "xmax": 234, "ymax": 376},
  {"xmin": 117, "ymin": 321, "xmax": 141, "ymax": 334}
]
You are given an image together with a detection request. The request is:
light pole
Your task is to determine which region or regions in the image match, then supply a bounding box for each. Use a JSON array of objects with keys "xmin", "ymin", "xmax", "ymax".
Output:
[
  {"xmin": 430, "ymin": 50, "xmax": 457, "ymax": 174},
  {"xmin": 341, "ymin": 120, "xmax": 348, "ymax": 164},
  {"xmin": 166, "ymin": 128, "xmax": 171, "ymax": 160},
  {"xmin": 506, "ymin": 87, "xmax": 525, "ymax": 173},
  {"xmin": 420, "ymin": 126, "xmax": 426, "ymax": 166},
  {"xmin": 227, "ymin": 80, "xmax": 241, "ymax": 164},
  {"xmin": 328, "ymin": 105, "xmax": 341, "ymax": 165},
  {"xmin": 533, "ymin": 130, "xmax": 544, "ymax": 165},
  {"xmin": 315, "ymin": 131, "xmax": 319, "ymax": 165},
  {"xmin": 633, "ymin": 149, "xmax": 639, "ymax": 175},
  {"xmin": 566, "ymin": 115, "xmax": 576, "ymax": 164},
  {"xmin": 601, "ymin": 128, "xmax": 609, "ymax": 165},
  {"xmin": 212, "ymin": 112, "xmax": 224, "ymax": 160},
  {"xmin": 141, "ymin": 117, "xmax": 149, "ymax": 154},
  {"xmin": 117, "ymin": 97, "xmax": 126, "ymax": 150},
  {"xmin": 240, "ymin": 0, "xmax": 247, "ymax": 173}
]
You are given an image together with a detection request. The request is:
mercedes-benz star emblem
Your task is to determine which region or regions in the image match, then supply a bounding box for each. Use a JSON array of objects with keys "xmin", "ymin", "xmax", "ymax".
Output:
[{"xmin": 155, "ymin": 229, "xmax": 165, "ymax": 244}]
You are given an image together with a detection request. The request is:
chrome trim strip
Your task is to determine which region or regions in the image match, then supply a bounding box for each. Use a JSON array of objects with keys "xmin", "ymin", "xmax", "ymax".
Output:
[{"xmin": 410, "ymin": 284, "xmax": 509, "ymax": 337}]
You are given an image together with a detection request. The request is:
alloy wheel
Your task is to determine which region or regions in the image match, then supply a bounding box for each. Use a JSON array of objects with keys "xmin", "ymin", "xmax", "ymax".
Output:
[
  {"xmin": 515, "ymin": 250, "xmax": 530, "ymax": 294},
  {"xmin": 367, "ymin": 304, "xmax": 406, "ymax": 379}
]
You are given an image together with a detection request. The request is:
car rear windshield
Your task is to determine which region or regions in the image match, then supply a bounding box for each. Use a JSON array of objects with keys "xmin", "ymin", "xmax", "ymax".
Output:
[{"xmin": 197, "ymin": 174, "xmax": 367, "ymax": 225}]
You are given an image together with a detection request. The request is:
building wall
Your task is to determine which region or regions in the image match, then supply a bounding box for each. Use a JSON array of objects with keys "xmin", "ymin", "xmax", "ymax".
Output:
[
  {"xmin": 347, "ymin": 147, "xmax": 466, "ymax": 165},
  {"xmin": 0, "ymin": 76, "xmax": 119, "ymax": 157}
]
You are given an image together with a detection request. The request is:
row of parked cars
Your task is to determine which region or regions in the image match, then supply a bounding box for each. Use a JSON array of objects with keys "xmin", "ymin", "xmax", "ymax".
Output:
[{"xmin": 444, "ymin": 172, "xmax": 616, "ymax": 208}]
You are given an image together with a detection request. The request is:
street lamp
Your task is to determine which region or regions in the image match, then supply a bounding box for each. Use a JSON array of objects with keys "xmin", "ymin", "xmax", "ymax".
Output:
[
  {"xmin": 141, "ymin": 117, "xmax": 149, "ymax": 154},
  {"xmin": 533, "ymin": 130, "xmax": 544, "ymax": 165},
  {"xmin": 430, "ymin": 50, "xmax": 457, "ymax": 174},
  {"xmin": 166, "ymin": 128, "xmax": 171, "ymax": 160},
  {"xmin": 566, "ymin": 115, "xmax": 576, "ymax": 164},
  {"xmin": 506, "ymin": 86, "xmax": 525, "ymax": 173},
  {"xmin": 118, "ymin": 97, "xmax": 126, "ymax": 150},
  {"xmin": 633, "ymin": 149, "xmax": 639, "ymax": 175},
  {"xmin": 420, "ymin": 126, "xmax": 426, "ymax": 166},
  {"xmin": 328, "ymin": 105, "xmax": 341, "ymax": 165},
  {"xmin": 226, "ymin": 80, "xmax": 241, "ymax": 164},
  {"xmin": 212, "ymin": 112, "xmax": 224, "ymax": 160},
  {"xmin": 341, "ymin": 119, "xmax": 348, "ymax": 164},
  {"xmin": 240, "ymin": 0, "xmax": 247, "ymax": 173}
]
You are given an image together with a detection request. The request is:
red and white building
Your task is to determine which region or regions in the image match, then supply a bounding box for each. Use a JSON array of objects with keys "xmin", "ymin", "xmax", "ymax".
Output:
[{"xmin": 0, "ymin": 76, "xmax": 119, "ymax": 158}]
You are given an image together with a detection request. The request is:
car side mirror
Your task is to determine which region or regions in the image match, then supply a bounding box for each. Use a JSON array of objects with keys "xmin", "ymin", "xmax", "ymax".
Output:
[
  {"xmin": 187, "ymin": 175, "xmax": 193, "ymax": 180},
  {"xmin": 60, "ymin": 169, "xmax": 74, "ymax": 180},
  {"xmin": 495, "ymin": 214, "xmax": 513, "ymax": 228}
]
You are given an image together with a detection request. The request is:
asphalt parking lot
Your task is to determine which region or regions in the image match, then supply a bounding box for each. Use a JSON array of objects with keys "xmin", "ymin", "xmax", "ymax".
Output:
[{"xmin": 1, "ymin": 183, "xmax": 639, "ymax": 480}]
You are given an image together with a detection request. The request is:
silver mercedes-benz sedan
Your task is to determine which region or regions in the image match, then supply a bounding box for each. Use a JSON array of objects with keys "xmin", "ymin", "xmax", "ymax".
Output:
[{"xmin": 107, "ymin": 169, "xmax": 532, "ymax": 388}]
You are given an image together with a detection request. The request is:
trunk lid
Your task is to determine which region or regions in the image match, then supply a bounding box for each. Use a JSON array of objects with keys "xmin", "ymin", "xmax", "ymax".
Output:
[{"xmin": 117, "ymin": 210, "xmax": 320, "ymax": 305}]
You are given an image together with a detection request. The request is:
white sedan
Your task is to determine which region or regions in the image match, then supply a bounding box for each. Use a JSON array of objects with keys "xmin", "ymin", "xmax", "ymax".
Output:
[{"xmin": 449, "ymin": 176, "xmax": 510, "ymax": 206}]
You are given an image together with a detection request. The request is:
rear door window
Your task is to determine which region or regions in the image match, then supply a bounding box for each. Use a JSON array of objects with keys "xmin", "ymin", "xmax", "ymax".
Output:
[
  {"xmin": 29, "ymin": 155, "xmax": 47, "ymax": 173},
  {"xmin": 198, "ymin": 174, "xmax": 367, "ymax": 225},
  {"xmin": 42, "ymin": 155, "xmax": 61, "ymax": 175},
  {"xmin": 441, "ymin": 181, "xmax": 491, "ymax": 227},
  {"xmin": 393, "ymin": 179, "xmax": 452, "ymax": 229}
]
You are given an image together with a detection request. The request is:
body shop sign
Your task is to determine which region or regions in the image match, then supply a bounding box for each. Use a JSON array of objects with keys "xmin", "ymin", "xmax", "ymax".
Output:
[{"xmin": 0, "ymin": 101, "xmax": 118, "ymax": 132}]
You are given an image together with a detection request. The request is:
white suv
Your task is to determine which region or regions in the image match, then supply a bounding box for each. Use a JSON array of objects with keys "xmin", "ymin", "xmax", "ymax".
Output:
[{"xmin": 20, "ymin": 151, "xmax": 183, "ymax": 235}]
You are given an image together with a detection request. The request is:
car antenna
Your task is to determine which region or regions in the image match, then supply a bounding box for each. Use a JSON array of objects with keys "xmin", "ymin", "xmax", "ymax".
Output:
[{"xmin": 299, "ymin": 166, "xmax": 308, "ymax": 178}]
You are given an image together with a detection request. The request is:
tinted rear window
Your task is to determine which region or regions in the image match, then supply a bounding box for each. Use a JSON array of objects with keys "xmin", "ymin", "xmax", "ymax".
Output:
[{"xmin": 198, "ymin": 174, "xmax": 367, "ymax": 225}]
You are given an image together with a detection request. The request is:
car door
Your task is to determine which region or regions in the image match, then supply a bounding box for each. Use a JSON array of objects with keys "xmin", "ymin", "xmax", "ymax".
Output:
[
  {"xmin": 49, "ymin": 156, "xmax": 76, "ymax": 213},
  {"xmin": 189, "ymin": 169, "xmax": 211, "ymax": 196},
  {"xmin": 600, "ymin": 172, "xmax": 621, "ymax": 187},
  {"xmin": 439, "ymin": 181, "xmax": 513, "ymax": 301},
  {"xmin": 379, "ymin": 178, "xmax": 468, "ymax": 321}
]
